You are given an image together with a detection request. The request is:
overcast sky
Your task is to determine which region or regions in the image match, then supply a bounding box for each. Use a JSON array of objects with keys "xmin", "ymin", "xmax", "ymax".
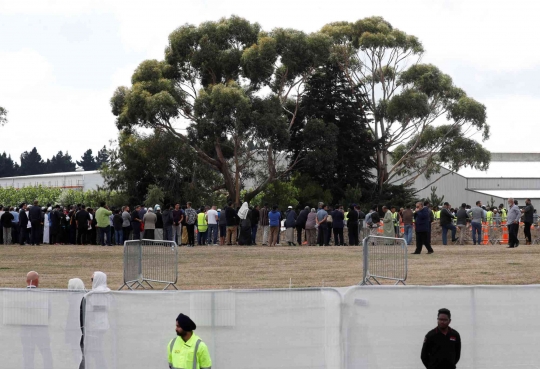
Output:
[{"xmin": 1, "ymin": 0, "xmax": 538, "ymax": 163}]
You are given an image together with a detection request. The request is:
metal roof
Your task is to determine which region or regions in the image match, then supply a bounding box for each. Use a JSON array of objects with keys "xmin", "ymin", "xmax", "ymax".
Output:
[{"xmin": 457, "ymin": 162, "xmax": 540, "ymax": 179}]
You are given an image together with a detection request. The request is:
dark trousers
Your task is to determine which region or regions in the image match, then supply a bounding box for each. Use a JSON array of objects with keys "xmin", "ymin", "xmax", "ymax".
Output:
[
  {"xmin": 415, "ymin": 231, "xmax": 434, "ymax": 253},
  {"xmin": 524, "ymin": 222, "xmax": 532, "ymax": 242},
  {"xmin": 296, "ymin": 225, "xmax": 303, "ymax": 245},
  {"xmin": 77, "ymin": 228, "xmax": 87, "ymax": 245},
  {"xmin": 98, "ymin": 226, "xmax": 111, "ymax": 246},
  {"xmin": 123, "ymin": 226, "xmax": 131, "ymax": 243},
  {"xmin": 441, "ymin": 223, "xmax": 457, "ymax": 245},
  {"xmin": 144, "ymin": 229, "xmax": 155, "ymax": 240},
  {"xmin": 131, "ymin": 222, "xmax": 140, "ymax": 240},
  {"xmin": 317, "ymin": 224, "xmax": 328, "ymax": 246},
  {"xmin": 326, "ymin": 223, "xmax": 332, "ymax": 244},
  {"xmin": 31, "ymin": 220, "xmax": 41, "ymax": 245},
  {"xmin": 508, "ymin": 223, "xmax": 519, "ymax": 247},
  {"xmin": 251, "ymin": 224, "xmax": 258, "ymax": 244},
  {"xmin": 333, "ymin": 227, "xmax": 344, "ymax": 245},
  {"xmin": 20, "ymin": 226, "xmax": 29, "ymax": 245},
  {"xmin": 348, "ymin": 224, "xmax": 359, "ymax": 245},
  {"xmin": 163, "ymin": 225, "xmax": 172, "ymax": 241},
  {"xmin": 471, "ymin": 222, "xmax": 482, "ymax": 244},
  {"xmin": 186, "ymin": 224, "xmax": 195, "ymax": 245},
  {"xmin": 69, "ymin": 227, "xmax": 77, "ymax": 245}
]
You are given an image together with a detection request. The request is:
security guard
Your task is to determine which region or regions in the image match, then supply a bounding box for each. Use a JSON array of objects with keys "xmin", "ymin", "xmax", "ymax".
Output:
[
  {"xmin": 486, "ymin": 208, "xmax": 493, "ymax": 224},
  {"xmin": 421, "ymin": 308, "xmax": 461, "ymax": 369},
  {"xmin": 168, "ymin": 314, "xmax": 212, "ymax": 369}
]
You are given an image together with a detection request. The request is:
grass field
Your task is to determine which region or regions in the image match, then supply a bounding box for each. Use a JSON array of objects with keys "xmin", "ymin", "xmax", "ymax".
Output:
[{"xmin": 0, "ymin": 243, "xmax": 539, "ymax": 289}]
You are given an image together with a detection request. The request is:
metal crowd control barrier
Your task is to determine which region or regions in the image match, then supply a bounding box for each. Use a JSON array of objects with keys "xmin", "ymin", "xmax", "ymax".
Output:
[
  {"xmin": 119, "ymin": 239, "xmax": 179, "ymax": 290},
  {"xmin": 360, "ymin": 235, "xmax": 407, "ymax": 286}
]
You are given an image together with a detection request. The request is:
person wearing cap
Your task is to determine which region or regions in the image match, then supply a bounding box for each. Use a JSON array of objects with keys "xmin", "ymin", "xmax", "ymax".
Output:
[
  {"xmin": 440, "ymin": 202, "xmax": 457, "ymax": 245},
  {"xmin": 168, "ymin": 313, "xmax": 212, "ymax": 369},
  {"xmin": 421, "ymin": 308, "xmax": 461, "ymax": 369}
]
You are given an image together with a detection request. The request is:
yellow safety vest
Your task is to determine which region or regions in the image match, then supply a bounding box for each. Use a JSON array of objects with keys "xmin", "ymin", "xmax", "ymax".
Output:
[
  {"xmin": 434, "ymin": 210, "xmax": 441, "ymax": 220},
  {"xmin": 168, "ymin": 334, "xmax": 212, "ymax": 369},
  {"xmin": 486, "ymin": 211, "xmax": 493, "ymax": 223},
  {"xmin": 501, "ymin": 209, "xmax": 507, "ymax": 221},
  {"xmin": 197, "ymin": 213, "xmax": 208, "ymax": 232}
]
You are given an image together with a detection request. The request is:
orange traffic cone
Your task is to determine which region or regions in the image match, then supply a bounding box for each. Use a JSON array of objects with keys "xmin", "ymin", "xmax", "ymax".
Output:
[
  {"xmin": 483, "ymin": 229, "xmax": 489, "ymax": 245},
  {"xmin": 502, "ymin": 226, "xmax": 508, "ymax": 244}
]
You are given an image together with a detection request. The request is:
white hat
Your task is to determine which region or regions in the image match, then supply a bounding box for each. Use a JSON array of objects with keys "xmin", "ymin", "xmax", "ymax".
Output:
[
  {"xmin": 217, "ymin": 209, "xmax": 221, "ymax": 212},
  {"xmin": 288, "ymin": 206, "xmax": 293, "ymax": 209}
]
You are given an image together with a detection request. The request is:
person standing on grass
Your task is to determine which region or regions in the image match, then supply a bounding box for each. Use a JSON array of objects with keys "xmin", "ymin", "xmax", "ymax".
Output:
[
  {"xmin": 259, "ymin": 204, "xmax": 270, "ymax": 246},
  {"xmin": 1, "ymin": 207, "xmax": 14, "ymax": 245},
  {"xmin": 507, "ymin": 197, "xmax": 521, "ymax": 248},
  {"xmin": 440, "ymin": 202, "xmax": 458, "ymax": 245},
  {"xmin": 332, "ymin": 205, "xmax": 345, "ymax": 246},
  {"xmin": 162, "ymin": 204, "xmax": 173, "ymax": 241},
  {"xmin": 455, "ymin": 203, "xmax": 469, "ymax": 246},
  {"xmin": 219, "ymin": 205, "xmax": 227, "ymax": 246},
  {"xmin": 382, "ymin": 206, "xmax": 394, "ymax": 239},
  {"xmin": 28, "ymin": 200, "xmax": 43, "ymax": 246},
  {"xmin": 296, "ymin": 206, "xmax": 309, "ymax": 246},
  {"xmin": 95, "ymin": 202, "xmax": 112, "ymax": 246},
  {"xmin": 172, "ymin": 203, "xmax": 184, "ymax": 245},
  {"xmin": 131, "ymin": 205, "xmax": 142, "ymax": 241},
  {"xmin": 113, "ymin": 209, "xmax": 124, "ymax": 245},
  {"xmin": 143, "ymin": 208, "xmax": 157, "ymax": 240},
  {"xmin": 284, "ymin": 206, "xmax": 297, "ymax": 246},
  {"xmin": 225, "ymin": 201, "xmax": 239, "ymax": 246},
  {"xmin": 122, "ymin": 206, "xmax": 131, "ymax": 242},
  {"xmin": 467, "ymin": 201, "xmax": 486, "ymax": 245},
  {"xmin": 413, "ymin": 202, "xmax": 434, "ymax": 254},
  {"xmin": 206, "ymin": 205, "xmax": 219, "ymax": 246},
  {"xmin": 316, "ymin": 204, "xmax": 328, "ymax": 246},
  {"xmin": 305, "ymin": 208, "xmax": 317, "ymax": 246},
  {"xmin": 521, "ymin": 198, "xmax": 534, "ymax": 245},
  {"xmin": 184, "ymin": 202, "xmax": 198, "ymax": 247},
  {"xmin": 196, "ymin": 206, "xmax": 208, "ymax": 245},
  {"xmin": 268, "ymin": 205, "xmax": 281, "ymax": 247},
  {"xmin": 421, "ymin": 308, "xmax": 461, "ymax": 369},
  {"xmin": 75, "ymin": 205, "xmax": 91, "ymax": 245},
  {"xmin": 250, "ymin": 205, "xmax": 260, "ymax": 245},
  {"xmin": 402, "ymin": 205, "xmax": 414, "ymax": 246},
  {"xmin": 346, "ymin": 204, "xmax": 359, "ymax": 246}
]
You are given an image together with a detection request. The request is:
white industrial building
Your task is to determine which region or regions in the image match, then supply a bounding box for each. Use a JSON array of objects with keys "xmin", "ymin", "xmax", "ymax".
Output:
[
  {"xmin": 409, "ymin": 153, "xmax": 540, "ymax": 207},
  {"xmin": 0, "ymin": 170, "xmax": 105, "ymax": 191}
]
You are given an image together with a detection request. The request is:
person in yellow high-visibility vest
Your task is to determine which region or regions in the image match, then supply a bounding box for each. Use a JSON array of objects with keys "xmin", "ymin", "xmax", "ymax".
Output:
[
  {"xmin": 486, "ymin": 208, "xmax": 493, "ymax": 224},
  {"xmin": 168, "ymin": 314, "xmax": 212, "ymax": 369},
  {"xmin": 499, "ymin": 204, "xmax": 507, "ymax": 222}
]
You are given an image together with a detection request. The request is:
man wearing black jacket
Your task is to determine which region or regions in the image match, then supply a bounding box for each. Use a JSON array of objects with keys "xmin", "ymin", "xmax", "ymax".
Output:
[
  {"xmin": 296, "ymin": 206, "xmax": 309, "ymax": 246},
  {"xmin": 131, "ymin": 205, "xmax": 142, "ymax": 240},
  {"xmin": 250, "ymin": 205, "xmax": 260, "ymax": 245},
  {"xmin": 28, "ymin": 200, "xmax": 43, "ymax": 246},
  {"xmin": 346, "ymin": 205, "xmax": 359, "ymax": 246},
  {"xmin": 440, "ymin": 202, "xmax": 457, "ymax": 245},
  {"xmin": 421, "ymin": 308, "xmax": 461, "ymax": 369}
]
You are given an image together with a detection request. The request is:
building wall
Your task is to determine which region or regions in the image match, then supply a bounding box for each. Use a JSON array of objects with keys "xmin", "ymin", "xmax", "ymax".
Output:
[
  {"xmin": 467, "ymin": 178, "xmax": 540, "ymax": 190},
  {"xmin": 0, "ymin": 171, "xmax": 104, "ymax": 191}
]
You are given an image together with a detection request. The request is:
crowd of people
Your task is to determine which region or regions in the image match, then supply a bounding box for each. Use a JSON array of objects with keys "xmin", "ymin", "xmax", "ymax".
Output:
[{"xmin": 0, "ymin": 198, "xmax": 536, "ymax": 249}]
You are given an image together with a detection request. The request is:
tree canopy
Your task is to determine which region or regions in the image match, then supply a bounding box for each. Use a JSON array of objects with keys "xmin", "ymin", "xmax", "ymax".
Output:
[{"xmin": 321, "ymin": 16, "xmax": 490, "ymax": 194}]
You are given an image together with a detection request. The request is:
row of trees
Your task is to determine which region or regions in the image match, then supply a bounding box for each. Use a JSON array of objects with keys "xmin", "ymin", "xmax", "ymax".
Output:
[
  {"xmin": 0, "ymin": 146, "xmax": 109, "ymax": 177},
  {"xmin": 109, "ymin": 16, "xmax": 490, "ymax": 208}
]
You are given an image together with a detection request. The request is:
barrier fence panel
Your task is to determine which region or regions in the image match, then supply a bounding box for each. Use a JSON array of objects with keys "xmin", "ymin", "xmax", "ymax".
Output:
[
  {"xmin": 0, "ymin": 288, "xmax": 87, "ymax": 369},
  {"xmin": 83, "ymin": 288, "xmax": 343, "ymax": 369},
  {"xmin": 342, "ymin": 285, "xmax": 540, "ymax": 369},
  {"xmin": 361, "ymin": 235, "xmax": 407, "ymax": 285},
  {"xmin": 119, "ymin": 239, "xmax": 178, "ymax": 290}
]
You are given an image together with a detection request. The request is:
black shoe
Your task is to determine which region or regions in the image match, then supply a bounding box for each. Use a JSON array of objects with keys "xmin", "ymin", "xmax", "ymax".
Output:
[
  {"xmin": 451, "ymin": 239, "xmax": 458, "ymax": 242},
  {"xmin": 411, "ymin": 252, "xmax": 421, "ymax": 254},
  {"xmin": 427, "ymin": 251, "xmax": 434, "ymax": 254},
  {"xmin": 507, "ymin": 246, "xmax": 515, "ymax": 248},
  {"xmin": 516, "ymin": 243, "xmax": 519, "ymax": 247}
]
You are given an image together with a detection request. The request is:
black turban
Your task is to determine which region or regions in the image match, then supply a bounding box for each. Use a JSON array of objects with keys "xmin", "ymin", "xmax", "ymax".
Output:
[{"xmin": 176, "ymin": 313, "xmax": 196, "ymax": 331}]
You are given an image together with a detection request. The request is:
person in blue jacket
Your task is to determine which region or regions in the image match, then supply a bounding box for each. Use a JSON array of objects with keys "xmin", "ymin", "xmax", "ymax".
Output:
[{"xmin": 268, "ymin": 205, "xmax": 281, "ymax": 247}]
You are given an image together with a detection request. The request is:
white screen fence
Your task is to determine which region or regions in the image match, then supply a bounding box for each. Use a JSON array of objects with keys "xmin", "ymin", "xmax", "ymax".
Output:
[{"xmin": 2, "ymin": 286, "xmax": 540, "ymax": 368}]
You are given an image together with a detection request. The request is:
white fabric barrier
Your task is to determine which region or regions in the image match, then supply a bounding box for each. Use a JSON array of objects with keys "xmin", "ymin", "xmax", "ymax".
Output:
[
  {"xmin": 84, "ymin": 288, "xmax": 343, "ymax": 369},
  {"xmin": 0, "ymin": 288, "xmax": 86, "ymax": 369},
  {"xmin": 3, "ymin": 286, "xmax": 540, "ymax": 368},
  {"xmin": 343, "ymin": 285, "xmax": 540, "ymax": 369}
]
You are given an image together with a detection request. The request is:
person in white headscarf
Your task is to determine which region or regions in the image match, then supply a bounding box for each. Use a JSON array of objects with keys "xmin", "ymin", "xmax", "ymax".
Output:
[
  {"xmin": 238, "ymin": 204, "xmax": 253, "ymax": 246},
  {"xmin": 66, "ymin": 278, "xmax": 86, "ymax": 368},
  {"xmin": 238, "ymin": 202, "xmax": 249, "ymax": 220},
  {"xmin": 85, "ymin": 271, "xmax": 111, "ymax": 369}
]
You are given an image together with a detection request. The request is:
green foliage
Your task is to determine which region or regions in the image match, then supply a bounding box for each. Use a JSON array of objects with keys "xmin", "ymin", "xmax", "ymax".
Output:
[
  {"xmin": 0, "ymin": 186, "xmax": 129, "ymax": 208},
  {"xmin": 144, "ymin": 184, "xmax": 165, "ymax": 208},
  {"xmin": 0, "ymin": 152, "xmax": 19, "ymax": 177},
  {"xmin": 426, "ymin": 186, "xmax": 445, "ymax": 207},
  {"xmin": 291, "ymin": 173, "xmax": 333, "ymax": 208},
  {"xmin": 19, "ymin": 148, "xmax": 45, "ymax": 176},
  {"xmin": 321, "ymin": 17, "xmax": 490, "ymax": 191},
  {"xmin": 44, "ymin": 151, "xmax": 76, "ymax": 173},
  {"xmin": 77, "ymin": 149, "xmax": 98, "ymax": 171},
  {"xmin": 244, "ymin": 180, "xmax": 299, "ymax": 211}
]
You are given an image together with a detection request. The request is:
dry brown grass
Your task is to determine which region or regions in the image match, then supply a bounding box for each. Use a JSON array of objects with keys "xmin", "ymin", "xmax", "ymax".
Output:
[{"xmin": 1, "ymin": 243, "xmax": 539, "ymax": 289}]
